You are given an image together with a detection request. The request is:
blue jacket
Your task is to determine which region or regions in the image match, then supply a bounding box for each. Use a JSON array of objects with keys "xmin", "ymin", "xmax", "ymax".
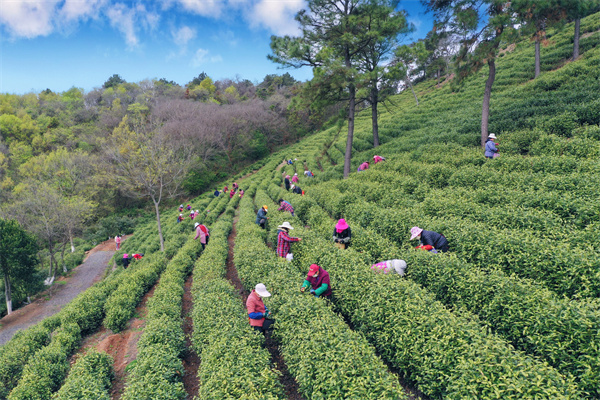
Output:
[
  {"xmin": 420, "ymin": 230, "xmax": 449, "ymax": 251},
  {"xmin": 256, "ymin": 208, "xmax": 267, "ymax": 224},
  {"xmin": 484, "ymin": 139, "xmax": 498, "ymax": 157}
]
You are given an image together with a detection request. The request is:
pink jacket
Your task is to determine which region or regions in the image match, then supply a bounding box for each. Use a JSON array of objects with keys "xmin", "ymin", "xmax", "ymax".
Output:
[
  {"xmin": 359, "ymin": 162, "xmax": 370, "ymax": 170},
  {"xmin": 194, "ymin": 225, "xmax": 209, "ymax": 244},
  {"xmin": 291, "ymin": 175, "xmax": 299, "ymax": 183},
  {"xmin": 246, "ymin": 290, "xmax": 266, "ymax": 327}
]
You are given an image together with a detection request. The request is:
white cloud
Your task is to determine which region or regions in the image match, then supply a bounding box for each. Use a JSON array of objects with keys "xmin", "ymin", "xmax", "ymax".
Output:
[
  {"xmin": 60, "ymin": 0, "xmax": 108, "ymax": 22},
  {"xmin": 106, "ymin": 3, "xmax": 138, "ymax": 47},
  {"xmin": 172, "ymin": 0, "xmax": 226, "ymax": 18},
  {"xmin": 247, "ymin": 0, "xmax": 304, "ymax": 36},
  {"xmin": 0, "ymin": 0, "xmax": 61, "ymax": 38},
  {"xmin": 191, "ymin": 48, "xmax": 222, "ymax": 67},
  {"xmin": 173, "ymin": 26, "xmax": 197, "ymax": 47},
  {"xmin": 210, "ymin": 30, "xmax": 237, "ymax": 47},
  {"xmin": 137, "ymin": 3, "xmax": 160, "ymax": 31}
]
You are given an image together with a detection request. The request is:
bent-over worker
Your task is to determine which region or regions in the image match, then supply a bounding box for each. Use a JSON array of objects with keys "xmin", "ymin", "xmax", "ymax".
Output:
[
  {"xmin": 246, "ymin": 283, "xmax": 275, "ymax": 333},
  {"xmin": 300, "ymin": 264, "xmax": 332, "ymax": 299}
]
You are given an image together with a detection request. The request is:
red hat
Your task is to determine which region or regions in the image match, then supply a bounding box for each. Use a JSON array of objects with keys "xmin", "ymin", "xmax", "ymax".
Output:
[{"xmin": 308, "ymin": 264, "xmax": 320, "ymax": 275}]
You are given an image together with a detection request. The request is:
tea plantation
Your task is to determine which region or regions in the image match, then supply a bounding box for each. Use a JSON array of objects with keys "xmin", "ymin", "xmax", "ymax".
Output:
[{"xmin": 1, "ymin": 12, "xmax": 599, "ymax": 400}]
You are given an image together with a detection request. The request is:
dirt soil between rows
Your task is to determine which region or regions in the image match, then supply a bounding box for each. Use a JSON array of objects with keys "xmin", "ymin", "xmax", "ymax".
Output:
[
  {"xmin": 75, "ymin": 283, "xmax": 156, "ymax": 400},
  {"xmin": 0, "ymin": 237, "xmax": 124, "ymax": 346},
  {"xmin": 226, "ymin": 214, "xmax": 304, "ymax": 400},
  {"xmin": 181, "ymin": 274, "xmax": 200, "ymax": 399}
]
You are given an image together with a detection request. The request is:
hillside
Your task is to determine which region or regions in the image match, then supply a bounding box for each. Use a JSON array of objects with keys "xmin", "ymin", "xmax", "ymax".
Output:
[{"xmin": 1, "ymin": 11, "xmax": 599, "ymax": 400}]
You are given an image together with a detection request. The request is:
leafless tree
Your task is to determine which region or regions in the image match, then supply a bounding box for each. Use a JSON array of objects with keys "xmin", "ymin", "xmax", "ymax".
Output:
[{"xmin": 102, "ymin": 110, "xmax": 195, "ymax": 251}]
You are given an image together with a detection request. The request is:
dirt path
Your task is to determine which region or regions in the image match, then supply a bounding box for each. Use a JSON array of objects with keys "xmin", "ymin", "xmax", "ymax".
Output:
[
  {"xmin": 182, "ymin": 274, "xmax": 200, "ymax": 399},
  {"xmin": 225, "ymin": 214, "xmax": 304, "ymax": 400},
  {"xmin": 0, "ymin": 238, "xmax": 120, "ymax": 346},
  {"xmin": 75, "ymin": 284, "xmax": 156, "ymax": 400}
]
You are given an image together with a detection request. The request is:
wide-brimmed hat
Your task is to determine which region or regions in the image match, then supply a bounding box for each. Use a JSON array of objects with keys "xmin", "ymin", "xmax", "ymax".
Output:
[
  {"xmin": 308, "ymin": 264, "xmax": 320, "ymax": 275},
  {"xmin": 262, "ymin": 205, "xmax": 268, "ymax": 211},
  {"xmin": 286, "ymin": 175, "xmax": 290, "ymax": 178},
  {"xmin": 291, "ymin": 185, "xmax": 295, "ymax": 189},
  {"xmin": 410, "ymin": 226, "xmax": 423, "ymax": 240},
  {"xmin": 294, "ymin": 173, "xmax": 298, "ymax": 176},
  {"xmin": 488, "ymin": 133, "xmax": 497, "ymax": 139},
  {"xmin": 392, "ymin": 259, "xmax": 407, "ymax": 275},
  {"xmin": 335, "ymin": 218, "xmax": 349, "ymax": 232},
  {"xmin": 194, "ymin": 222, "xmax": 200, "ymax": 228},
  {"xmin": 255, "ymin": 283, "xmax": 271, "ymax": 297},
  {"xmin": 278, "ymin": 221, "xmax": 294, "ymax": 230}
]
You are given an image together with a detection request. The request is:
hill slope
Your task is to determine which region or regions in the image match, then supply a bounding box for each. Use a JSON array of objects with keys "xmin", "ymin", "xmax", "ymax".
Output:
[{"xmin": 2, "ymin": 11, "xmax": 600, "ymax": 400}]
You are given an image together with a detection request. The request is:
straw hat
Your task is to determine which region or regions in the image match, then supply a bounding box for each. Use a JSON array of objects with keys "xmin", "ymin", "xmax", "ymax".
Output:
[{"xmin": 278, "ymin": 221, "xmax": 294, "ymax": 230}]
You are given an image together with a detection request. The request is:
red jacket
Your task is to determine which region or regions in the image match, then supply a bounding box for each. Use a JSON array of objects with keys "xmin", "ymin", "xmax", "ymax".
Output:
[{"xmin": 246, "ymin": 290, "xmax": 266, "ymax": 327}]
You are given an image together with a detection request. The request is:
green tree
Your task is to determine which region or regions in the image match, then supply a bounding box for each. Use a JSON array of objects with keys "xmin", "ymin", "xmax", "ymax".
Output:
[
  {"xmin": 188, "ymin": 72, "xmax": 208, "ymax": 87},
  {"xmin": 270, "ymin": 0, "xmax": 374, "ymax": 178},
  {"xmin": 393, "ymin": 41, "xmax": 429, "ymax": 106},
  {"xmin": 0, "ymin": 218, "xmax": 38, "ymax": 315},
  {"xmin": 355, "ymin": 0, "xmax": 412, "ymax": 147},
  {"xmin": 425, "ymin": 0, "xmax": 515, "ymax": 146},
  {"xmin": 558, "ymin": 0, "xmax": 600, "ymax": 60},
  {"xmin": 103, "ymin": 74, "xmax": 126, "ymax": 89},
  {"xmin": 511, "ymin": 0, "xmax": 563, "ymax": 78},
  {"xmin": 18, "ymin": 149, "xmax": 98, "ymax": 253}
]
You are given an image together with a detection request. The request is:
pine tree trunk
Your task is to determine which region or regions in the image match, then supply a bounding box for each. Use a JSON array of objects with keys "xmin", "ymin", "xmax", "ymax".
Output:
[
  {"xmin": 153, "ymin": 198, "xmax": 165, "ymax": 252},
  {"xmin": 344, "ymin": 85, "xmax": 356, "ymax": 179},
  {"xmin": 481, "ymin": 58, "xmax": 496, "ymax": 147},
  {"xmin": 535, "ymin": 37, "xmax": 541, "ymax": 78},
  {"xmin": 343, "ymin": 46, "xmax": 355, "ymax": 179},
  {"xmin": 408, "ymin": 73, "xmax": 419, "ymax": 106},
  {"xmin": 573, "ymin": 18, "xmax": 580, "ymax": 60},
  {"xmin": 4, "ymin": 274, "xmax": 12, "ymax": 315},
  {"xmin": 371, "ymin": 86, "xmax": 380, "ymax": 148}
]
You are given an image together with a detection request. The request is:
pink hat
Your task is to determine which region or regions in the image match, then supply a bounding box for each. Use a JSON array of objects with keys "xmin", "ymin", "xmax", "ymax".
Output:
[
  {"xmin": 123, "ymin": 253, "xmax": 128, "ymax": 258},
  {"xmin": 335, "ymin": 218, "xmax": 349, "ymax": 233},
  {"xmin": 410, "ymin": 227, "xmax": 423, "ymax": 240},
  {"xmin": 308, "ymin": 264, "xmax": 320, "ymax": 276}
]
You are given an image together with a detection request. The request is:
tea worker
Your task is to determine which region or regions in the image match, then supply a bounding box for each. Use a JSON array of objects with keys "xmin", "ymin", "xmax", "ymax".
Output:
[
  {"xmin": 332, "ymin": 218, "xmax": 351, "ymax": 249},
  {"xmin": 300, "ymin": 264, "xmax": 332, "ymax": 299},
  {"xmin": 410, "ymin": 226, "xmax": 449, "ymax": 252}
]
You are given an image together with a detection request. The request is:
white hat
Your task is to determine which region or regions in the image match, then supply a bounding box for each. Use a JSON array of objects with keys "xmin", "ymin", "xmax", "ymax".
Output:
[
  {"xmin": 195, "ymin": 210, "xmax": 199, "ymax": 213},
  {"xmin": 291, "ymin": 185, "xmax": 295, "ymax": 189},
  {"xmin": 255, "ymin": 283, "xmax": 271, "ymax": 297},
  {"xmin": 294, "ymin": 173, "xmax": 298, "ymax": 176},
  {"xmin": 392, "ymin": 259, "xmax": 407, "ymax": 276},
  {"xmin": 194, "ymin": 222, "xmax": 200, "ymax": 228},
  {"xmin": 278, "ymin": 221, "xmax": 294, "ymax": 230},
  {"xmin": 180, "ymin": 214, "xmax": 183, "ymax": 216},
  {"xmin": 488, "ymin": 133, "xmax": 497, "ymax": 139}
]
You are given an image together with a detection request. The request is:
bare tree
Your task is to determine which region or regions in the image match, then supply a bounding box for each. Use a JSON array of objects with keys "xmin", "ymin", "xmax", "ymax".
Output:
[
  {"xmin": 10, "ymin": 182, "xmax": 67, "ymax": 284},
  {"xmin": 102, "ymin": 106, "xmax": 195, "ymax": 251}
]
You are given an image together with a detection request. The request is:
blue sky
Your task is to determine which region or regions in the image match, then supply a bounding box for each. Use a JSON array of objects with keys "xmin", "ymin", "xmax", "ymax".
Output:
[{"xmin": 0, "ymin": 0, "xmax": 432, "ymax": 95}]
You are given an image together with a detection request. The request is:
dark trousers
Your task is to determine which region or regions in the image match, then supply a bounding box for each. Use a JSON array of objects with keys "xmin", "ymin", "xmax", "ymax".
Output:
[{"xmin": 253, "ymin": 318, "xmax": 275, "ymax": 333}]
